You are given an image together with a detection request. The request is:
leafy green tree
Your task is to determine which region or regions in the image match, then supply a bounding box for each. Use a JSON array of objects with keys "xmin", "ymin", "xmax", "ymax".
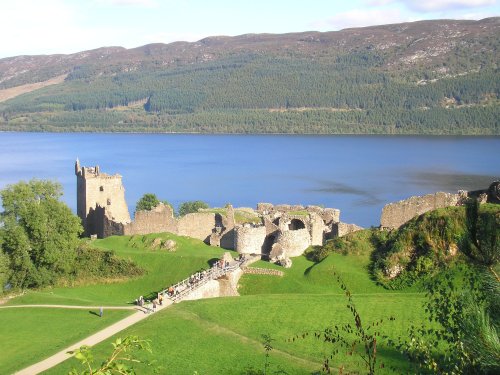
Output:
[
  {"xmin": 135, "ymin": 193, "xmax": 160, "ymax": 212},
  {"xmin": 178, "ymin": 200, "xmax": 209, "ymax": 216},
  {"xmin": 0, "ymin": 180, "xmax": 82, "ymax": 289}
]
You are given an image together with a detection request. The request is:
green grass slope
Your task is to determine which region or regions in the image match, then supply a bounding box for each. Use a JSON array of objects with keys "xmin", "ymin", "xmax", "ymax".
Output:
[
  {"xmin": 46, "ymin": 249, "xmax": 425, "ymax": 374},
  {"xmin": 0, "ymin": 308, "xmax": 132, "ymax": 375},
  {"xmin": 8, "ymin": 233, "xmax": 229, "ymax": 306},
  {"xmin": 2, "ymin": 233, "xmax": 230, "ymax": 374}
]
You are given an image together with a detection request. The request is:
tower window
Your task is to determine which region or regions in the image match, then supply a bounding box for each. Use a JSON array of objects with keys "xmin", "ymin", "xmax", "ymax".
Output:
[
  {"xmin": 107, "ymin": 198, "xmax": 111, "ymax": 205},
  {"xmin": 100, "ymin": 186, "xmax": 104, "ymax": 191}
]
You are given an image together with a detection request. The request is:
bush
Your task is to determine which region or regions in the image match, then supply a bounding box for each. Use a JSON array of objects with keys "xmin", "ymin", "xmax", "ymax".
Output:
[
  {"xmin": 178, "ymin": 200, "xmax": 209, "ymax": 216},
  {"xmin": 70, "ymin": 242, "xmax": 144, "ymax": 283},
  {"xmin": 136, "ymin": 193, "xmax": 160, "ymax": 212}
]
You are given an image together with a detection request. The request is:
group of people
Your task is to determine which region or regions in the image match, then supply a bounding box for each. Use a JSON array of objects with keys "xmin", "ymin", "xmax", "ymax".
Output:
[
  {"xmin": 135, "ymin": 293, "xmax": 164, "ymax": 314},
  {"xmin": 134, "ymin": 254, "xmax": 246, "ymax": 311}
]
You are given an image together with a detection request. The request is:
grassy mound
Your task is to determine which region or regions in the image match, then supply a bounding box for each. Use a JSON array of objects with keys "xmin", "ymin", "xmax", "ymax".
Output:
[
  {"xmin": 7, "ymin": 233, "xmax": 230, "ymax": 306},
  {"xmin": 372, "ymin": 203, "xmax": 499, "ymax": 289}
]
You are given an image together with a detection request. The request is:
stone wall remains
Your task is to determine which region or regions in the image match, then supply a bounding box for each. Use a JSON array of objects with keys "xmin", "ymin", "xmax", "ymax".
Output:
[
  {"xmin": 177, "ymin": 212, "xmax": 217, "ymax": 242},
  {"xmin": 309, "ymin": 213, "xmax": 326, "ymax": 246},
  {"xmin": 381, "ymin": 192, "xmax": 461, "ymax": 230},
  {"xmin": 276, "ymin": 229, "xmax": 311, "ymax": 257},
  {"xmin": 182, "ymin": 279, "xmax": 221, "ymax": 301},
  {"xmin": 333, "ymin": 222, "xmax": 364, "ymax": 237},
  {"xmin": 243, "ymin": 267, "xmax": 284, "ymax": 276},
  {"xmin": 234, "ymin": 225, "xmax": 267, "ymax": 254},
  {"xmin": 123, "ymin": 203, "xmax": 177, "ymax": 236}
]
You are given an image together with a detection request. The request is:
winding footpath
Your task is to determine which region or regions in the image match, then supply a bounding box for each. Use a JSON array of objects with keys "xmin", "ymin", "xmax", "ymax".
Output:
[
  {"xmin": 9, "ymin": 260, "xmax": 247, "ymax": 375},
  {"xmin": 11, "ymin": 301, "xmax": 173, "ymax": 375}
]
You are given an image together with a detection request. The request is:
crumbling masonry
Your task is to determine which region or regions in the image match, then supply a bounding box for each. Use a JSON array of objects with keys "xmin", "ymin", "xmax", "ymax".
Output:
[{"xmin": 75, "ymin": 161, "xmax": 360, "ymax": 258}]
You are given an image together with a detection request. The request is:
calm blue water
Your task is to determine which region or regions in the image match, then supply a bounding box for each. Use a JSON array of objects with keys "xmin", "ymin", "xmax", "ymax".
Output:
[{"xmin": 0, "ymin": 133, "xmax": 498, "ymax": 227}]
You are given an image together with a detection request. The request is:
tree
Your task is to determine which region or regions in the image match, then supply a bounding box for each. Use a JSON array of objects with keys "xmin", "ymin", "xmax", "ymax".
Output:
[
  {"xmin": 178, "ymin": 200, "xmax": 209, "ymax": 216},
  {"xmin": 0, "ymin": 180, "xmax": 82, "ymax": 289},
  {"xmin": 135, "ymin": 193, "xmax": 160, "ymax": 212}
]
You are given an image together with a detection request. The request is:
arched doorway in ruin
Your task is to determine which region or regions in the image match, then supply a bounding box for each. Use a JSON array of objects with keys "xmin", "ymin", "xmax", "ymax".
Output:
[{"xmin": 288, "ymin": 218, "xmax": 305, "ymax": 230}]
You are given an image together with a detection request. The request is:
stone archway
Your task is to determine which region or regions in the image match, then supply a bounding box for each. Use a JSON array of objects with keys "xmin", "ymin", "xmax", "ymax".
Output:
[{"xmin": 288, "ymin": 218, "xmax": 305, "ymax": 230}]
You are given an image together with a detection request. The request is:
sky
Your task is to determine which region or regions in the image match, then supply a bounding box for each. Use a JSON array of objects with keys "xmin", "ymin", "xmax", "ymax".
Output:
[{"xmin": 0, "ymin": 0, "xmax": 498, "ymax": 58}]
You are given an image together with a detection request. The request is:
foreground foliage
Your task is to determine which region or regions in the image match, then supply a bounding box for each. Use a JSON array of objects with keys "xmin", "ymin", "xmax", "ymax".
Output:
[
  {"xmin": 69, "ymin": 336, "xmax": 154, "ymax": 375},
  {"xmin": 393, "ymin": 266, "xmax": 499, "ymax": 374}
]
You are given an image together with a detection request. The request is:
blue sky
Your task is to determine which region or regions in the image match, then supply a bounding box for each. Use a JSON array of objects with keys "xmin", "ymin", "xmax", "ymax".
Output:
[{"xmin": 1, "ymin": 0, "xmax": 498, "ymax": 58}]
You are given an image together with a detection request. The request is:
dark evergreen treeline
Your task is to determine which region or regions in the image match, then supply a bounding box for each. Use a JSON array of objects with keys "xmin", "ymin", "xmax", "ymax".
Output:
[{"xmin": 0, "ymin": 53, "xmax": 498, "ymax": 134}]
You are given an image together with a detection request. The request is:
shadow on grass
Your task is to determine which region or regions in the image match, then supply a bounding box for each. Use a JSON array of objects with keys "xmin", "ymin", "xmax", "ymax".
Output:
[{"xmin": 88, "ymin": 310, "xmax": 100, "ymax": 317}]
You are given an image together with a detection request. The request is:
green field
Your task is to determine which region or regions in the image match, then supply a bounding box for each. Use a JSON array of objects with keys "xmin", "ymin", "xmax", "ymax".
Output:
[
  {"xmin": 41, "ymin": 243, "xmax": 425, "ymax": 374},
  {"xmin": 1, "ymin": 233, "xmax": 231, "ymax": 374},
  {"xmin": 0, "ymin": 307, "xmax": 132, "ymax": 375},
  {"xmin": 7, "ymin": 233, "xmax": 229, "ymax": 306}
]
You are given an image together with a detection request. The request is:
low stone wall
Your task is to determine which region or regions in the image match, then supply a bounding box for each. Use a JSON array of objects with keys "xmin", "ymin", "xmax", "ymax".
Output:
[
  {"xmin": 123, "ymin": 204, "xmax": 176, "ymax": 236},
  {"xmin": 381, "ymin": 192, "xmax": 461, "ymax": 230},
  {"xmin": 181, "ymin": 279, "xmax": 221, "ymax": 301},
  {"xmin": 181, "ymin": 268, "xmax": 243, "ymax": 301},
  {"xmin": 243, "ymin": 267, "xmax": 284, "ymax": 276}
]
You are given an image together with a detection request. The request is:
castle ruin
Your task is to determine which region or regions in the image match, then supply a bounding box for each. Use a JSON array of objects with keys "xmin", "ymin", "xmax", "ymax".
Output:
[
  {"xmin": 75, "ymin": 161, "xmax": 360, "ymax": 259},
  {"xmin": 380, "ymin": 181, "xmax": 500, "ymax": 230},
  {"xmin": 75, "ymin": 159, "xmax": 131, "ymax": 237}
]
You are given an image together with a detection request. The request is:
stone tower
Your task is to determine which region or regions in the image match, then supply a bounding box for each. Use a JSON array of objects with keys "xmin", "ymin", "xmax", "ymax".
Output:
[{"xmin": 75, "ymin": 159, "xmax": 131, "ymax": 237}]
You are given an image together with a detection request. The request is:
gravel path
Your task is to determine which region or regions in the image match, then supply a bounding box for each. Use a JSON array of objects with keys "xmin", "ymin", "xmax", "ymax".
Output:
[{"xmin": 14, "ymin": 300, "xmax": 173, "ymax": 375}]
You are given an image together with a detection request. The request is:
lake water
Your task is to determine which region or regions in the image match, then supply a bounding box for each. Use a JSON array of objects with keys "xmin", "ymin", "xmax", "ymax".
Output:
[{"xmin": 0, "ymin": 133, "xmax": 498, "ymax": 227}]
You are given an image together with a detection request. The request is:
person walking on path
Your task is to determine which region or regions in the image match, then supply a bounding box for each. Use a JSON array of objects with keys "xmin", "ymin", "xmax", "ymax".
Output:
[{"xmin": 99, "ymin": 306, "xmax": 103, "ymax": 317}]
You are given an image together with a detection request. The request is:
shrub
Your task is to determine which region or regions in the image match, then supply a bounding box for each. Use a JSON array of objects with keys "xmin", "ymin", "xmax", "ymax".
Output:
[
  {"xmin": 178, "ymin": 200, "xmax": 209, "ymax": 216},
  {"xmin": 136, "ymin": 193, "xmax": 160, "ymax": 212}
]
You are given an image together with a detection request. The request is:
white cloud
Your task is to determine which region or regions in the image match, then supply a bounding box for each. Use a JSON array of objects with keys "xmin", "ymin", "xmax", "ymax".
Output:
[
  {"xmin": 0, "ymin": 0, "xmax": 80, "ymax": 56},
  {"xmin": 391, "ymin": 0, "xmax": 496, "ymax": 12},
  {"xmin": 314, "ymin": 9, "xmax": 409, "ymax": 30},
  {"xmin": 93, "ymin": 0, "xmax": 159, "ymax": 6},
  {"xmin": 366, "ymin": 0, "xmax": 398, "ymax": 5}
]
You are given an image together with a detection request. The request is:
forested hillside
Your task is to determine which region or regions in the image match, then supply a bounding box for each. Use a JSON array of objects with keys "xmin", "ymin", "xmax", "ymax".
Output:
[{"xmin": 0, "ymin": 18, "xmax": 498, "ymax": 134}]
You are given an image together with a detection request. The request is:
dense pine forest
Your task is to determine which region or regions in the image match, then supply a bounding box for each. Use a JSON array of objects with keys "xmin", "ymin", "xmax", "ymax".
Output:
[{"xmin": 0, "ymin": 18, "xmax": 498, "ymax": 134}]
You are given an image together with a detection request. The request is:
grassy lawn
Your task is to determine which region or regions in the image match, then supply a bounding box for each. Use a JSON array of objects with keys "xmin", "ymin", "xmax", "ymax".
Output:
[
  {"xmin": 8, "ymin": 233, "xmax": 230, "ymax": 306},
  {"xmin": 0, "ymin": 307, "xmax": 132, "ymax": 375},
  {"xmin": 45, "ymin": 250, "xmax": 426, "ymax": 374},
  {"xmin": 2, "ymin": 233, "xmax": 231, "ymax": 374}
]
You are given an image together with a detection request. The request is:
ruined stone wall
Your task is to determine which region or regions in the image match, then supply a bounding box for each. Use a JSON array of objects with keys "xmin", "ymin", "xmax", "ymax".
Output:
[
  {"xmin": 123, "ymin": 203, "xmax": 177, "ymax": 236},
  {"xmin": 276, "ymin": 229, "xmax": 311, "ymax": 257},
  {"xmin": 182, "ymin": 280, "xmax": 221, "ymax": 301},
  {"xmin": 320, "ymin": 208, "xmax": 341, "ymax": 224},
  {"xmin": 309, "ymin": 213, "xmax": 326, "ymax": 246},
  {"xmin": 381, "ymin": 192, "xmax": 461, "ymax": 230},
  {"xmin": 333, "ymin": 222, "xmax": 364, "ymax": 237},
  {"xmin": 76, "ymin": 162, "xmax": 130, "ymax": 237},
  {"xmin": 234, "ymin": 225, "xmax": 267, "ymax": 254},
  {"xmin": 177, "ymin": 212, "xmax": 216, "ymax": 242}
]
